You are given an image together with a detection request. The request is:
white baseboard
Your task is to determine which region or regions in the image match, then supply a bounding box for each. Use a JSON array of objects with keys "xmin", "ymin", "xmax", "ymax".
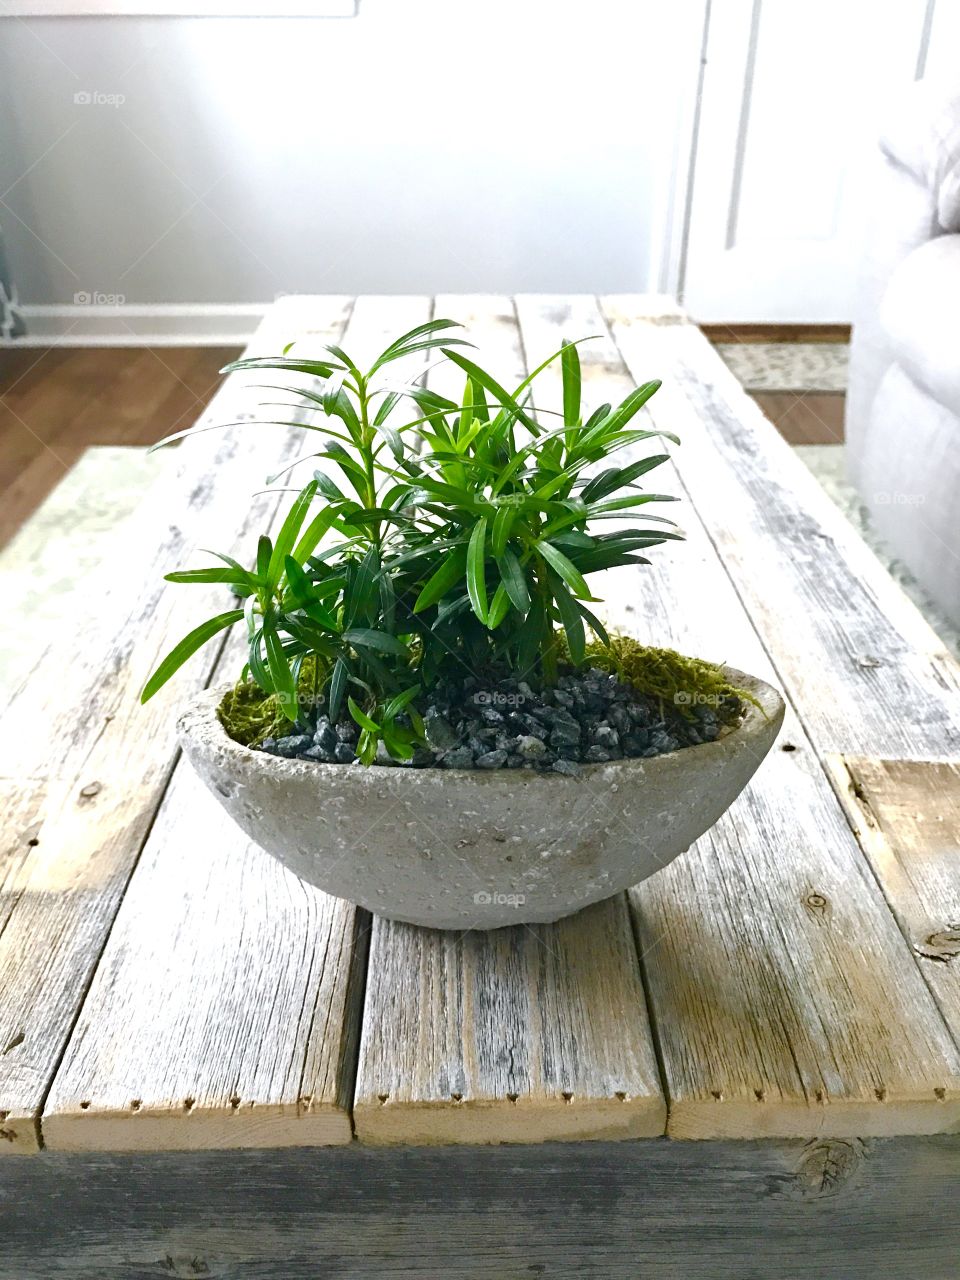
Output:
[{"xmin": 4, "ymin": 303, "xmax": 267, "ymax": 347}]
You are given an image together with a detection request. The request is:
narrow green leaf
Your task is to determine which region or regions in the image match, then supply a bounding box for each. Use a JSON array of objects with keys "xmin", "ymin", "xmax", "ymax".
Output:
[
  {"xmin": 268, "ymin": 480, "xmax": 318, "ymax": 587},
  {"xmin": 141, "ymin": 609, "xmax": 243, "ymax": 703},
  {"xmin": 263, "ymin": 621, "xmax": 297, "ymax": 719},
  {"xmin": 496, "ymin": 549, "xmax": 531, "ymax": 613},
  {"xmin": 328, "ymin": 657, "xmax": 349, "ymax": 720},
  {"xmin": 536, "ymin": 539, "xmax": 590, "ymax": 599},
  {"xmin": 343, "ymin": 627, "xmax": 411, "ymax": 657},
  {"xmin": 412, "ymin": 547, "xmax": 468, "ymax": 613},
  {"xmin": 561, "ymin": 340, "xmax": 581, "ymax": 429},
  {"xmin": 348, "ymin": 696, "xmax": 381, "ymax": 733},
  {"xmin": 550, "ymin": 577, "xmax": 585, "ymax": 665},
  {"xmin": 491, "ymin": 504, "xmax": 515, "ymax": 558},
  {"xmin": 256, "ymin": 536, "xmax": 272, "ymax": 582},
  {"xmin": 466, "ymin": 517, "xmax": 489, "ymax": 624}
]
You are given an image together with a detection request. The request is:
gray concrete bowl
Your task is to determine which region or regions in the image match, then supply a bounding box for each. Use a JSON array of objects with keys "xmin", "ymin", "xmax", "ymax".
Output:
[{"xmin": 178, "ymin": 667, "xmax": 785, "ymax": 930}]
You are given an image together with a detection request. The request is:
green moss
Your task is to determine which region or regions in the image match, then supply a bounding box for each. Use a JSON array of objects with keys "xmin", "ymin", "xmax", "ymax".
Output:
[
  {"xmin": 218, "ymin": 655, "xmax": 329, "ymax": 746},
  {"xmin": 561, "ymin": 632, "xmax": 761, "ymax": 726},
  {"xmin": 217, "ymin": 680, "xmax": 289, "ymax": 747}
]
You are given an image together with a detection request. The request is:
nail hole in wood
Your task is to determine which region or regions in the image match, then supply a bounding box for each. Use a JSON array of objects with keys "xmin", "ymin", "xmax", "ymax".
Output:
[
  {"xmin": 377, "ymin": 1093, "xmax": 389, "ymax": 1105},
  {"xmin": 710, "ymin": 1090, "xmax": 722, "ymax": 1101},
  {"xmin": 561, "ymin": 1092, "xmax": 574, "ymax": 1103},
  {"xmin": 183, "ymin": 1097, "xmax": 196, "ymax": 1113},
  {"xmin": 79, "ymin": 781, "xmax": 102, "ymax": 801},
  {"xmin": 0, "ymin": 1111, "xmax": 8, "ymax": 1122},
  {"xmin": 614, "ymin": 1091, "xmax": 628, "ymax": 1101},
  {"xmin": 815, "ymin": 1089, "xmax": 825, "ymax": 1104},
  {"xmin": 934, "ymin": 1087, "xmax": 946, "ymax": 1101},
  {"xmin": 230, "ymin": 1096, "xmax": 241, "ymax": 1111},
  {"xmin": 781, "ymin": 743, "xmax": 797, "ymax": 752},
  {"xmin": 299, "ymin": 1094, "xmax": 312, "ymax": 1108},
  {"xmin": 130, "ymin": 1099, "xmax": 142, "ymax": 1112},
  {"xmin": 2, "ymin": 1032, "xmax": 24, "ymax": 1055},
  {"xmin": 27, "ymin": 838, "xmax": 39, "ymax": 847},
  {"xmin": 754, "ymin": 1089, "xmax": 765, "ymax": 1102},
  {"xmin": 450, "ymin": 1092, "xmax": 463, "ymax": 1103},
  {"xmin": 875, "ymin": 1086, "xmax": 887, "ymax": 1102},
  {"xmin": 79, "ymin": 1101, "xmax": 90, "ymax": 1110},
  {"xmin": 506, "ymin": 1092, "xmax": 519, "ymax": 1103}
]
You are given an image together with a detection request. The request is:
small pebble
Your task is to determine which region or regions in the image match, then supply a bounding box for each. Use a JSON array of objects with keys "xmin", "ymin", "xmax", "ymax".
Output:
[
  {"xmin": 476, "ymin": 749, "xmax": 508, "ymax": 769},
  {"xmin": 442, "ymin": 746, "xmax": 475, "ymax": 770},
  {"xmin": 552, "ymin": 758, "xmax": 581, "ymax": 776},
  {"xmin": 271, "ymin": 734, "xmax": 313, "ymax": 758}
]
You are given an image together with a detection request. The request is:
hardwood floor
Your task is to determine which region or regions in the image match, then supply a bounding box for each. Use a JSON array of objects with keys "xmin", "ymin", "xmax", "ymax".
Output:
[
  {"xmin": 750, "ymin": 391, "xmax": 845, "ymax": 446},
  {"xmin": 0, "ymin": 346, "xmax": 241, "ymax": 550},
  {"xmin": 0, "ymin": 340, "xmax": 845, "ymax": 551}
]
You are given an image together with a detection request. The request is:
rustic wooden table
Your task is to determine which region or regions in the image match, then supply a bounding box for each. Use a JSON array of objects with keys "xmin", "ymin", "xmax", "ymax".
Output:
[{"xmin": 2, "ymin": 296, "xmax": 959, "ymax": 1279}]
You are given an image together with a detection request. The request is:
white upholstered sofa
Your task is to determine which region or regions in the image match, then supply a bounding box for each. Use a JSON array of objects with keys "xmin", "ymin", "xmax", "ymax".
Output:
[{"xmin": 846, "ymin": 80, "xmax": 960, "ymax": 628}]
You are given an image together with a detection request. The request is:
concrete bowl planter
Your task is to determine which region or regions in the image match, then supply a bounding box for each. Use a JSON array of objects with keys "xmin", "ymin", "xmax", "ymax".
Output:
[{"xmin": 178, "ymin": 666, "xmax": 784, "ymax": 930}]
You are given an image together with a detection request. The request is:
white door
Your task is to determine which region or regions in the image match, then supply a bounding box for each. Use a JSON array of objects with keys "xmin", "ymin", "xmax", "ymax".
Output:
[{"xmin": 680, "ymin": 0, "xmax": 939, "ymax": 322}]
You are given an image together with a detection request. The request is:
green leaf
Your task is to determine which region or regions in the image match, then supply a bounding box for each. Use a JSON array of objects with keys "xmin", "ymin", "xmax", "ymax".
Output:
[
  {"xmin": 487, "ymin": 582, "xmax": 512, "ymax": 629},
  {"xmin": 221, "ymin": 356, "xmax": 342, "ymax": 378},
  {"xmin": 466, "ymin": 517, "xmax": 489, "ymax": 624},
  {"xmin": 496, "ymin": 549, "xmax": 531, "ymax": 613},
  {"xmin": 491, "ymin": 504, "xmax": 515, "ymax": 558},
  {"xmin": 412, "ymin": 547, "xmax": 467, "ymax": 613},
  {"xmin": 268, "ymin": 480, "xmax": 318, "ymax": 587},
  {"xmin": 256, "ymin": 535, "xmax": 272, "ymax": 582},
  {"xmin": 292, "ymin": 502, "xmax": 344, "ymax": 563},
  {"xmin": 164, "ymin": 568, "xmax": 254, "ymax": 589},
  {"xmin": 263, "ymin": 621, "xmax": 297, "ymax": 719},
  {"xmin": 343, "ymin": 628, "xmax": 411, "ymax": 657},
  {"xmin": 328, "ymin": 657, "xmax": 349, "ymax": 720},
  {"xmin": 141, "ymin": 609, "xmax": 243, "ymax": 703},
  {"xmin": 348, "ymin": 696, "xmax": 381, "ymax": 733},
  {"xmin": 561, "ymin": 340, "xmax": 581, "ymax": 429},
  {"xmin": 536, "ymin": 539, "xmax": 590, "ymax": 599},
  {"xmin": 550, "ymin": 577, "xmax": 585, "ymax": 665},
  {"xmin": 440, "ymin": 349, "xmax": 541, "ymax": 435},
  {"xmin": 580, "ymin": 455, "xmax": 669, "ymax": 504}
]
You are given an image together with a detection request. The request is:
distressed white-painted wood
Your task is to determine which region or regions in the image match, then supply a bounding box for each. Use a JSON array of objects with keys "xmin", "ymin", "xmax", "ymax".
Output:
[
  {"xmin": 828, "ymin": 756, "xmax": 960, "ymax": 1049},
  {"xmin": 41, "ymin": 296, "xmax": 434, "ymax": 1151},
  {"xmin": 514, "ymin": 294, "xmax": 960, "ymax": 1138},
  {"xmin": 0, "ymin": 298, "xmax": 354, "ymax": 1150},
  {"xmin": 353, "ymin": 296, "xmax": 665, "ymax": 1145},
  {"xmin": 601, "ymin": 296, "xmax": 960, "ymax": 762}
]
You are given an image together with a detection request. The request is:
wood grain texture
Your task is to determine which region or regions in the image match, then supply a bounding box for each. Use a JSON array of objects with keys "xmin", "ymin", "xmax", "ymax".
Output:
[
  {"xmin": 40, "ymin": 296, "xmax": 435, "ymax": 1151},
  {"xmin": 355, "ymin": 897, "xmax": 665, "ymax": 1144},
  {"xmin": 353, "ymin": 296, "xmax": 665, "ymax": 1145},
  {"xmin": 0, "ymin": 1139, "xmax": 957, "ymax": 1280},
  {"xmin": 514, "ymin": 294, "xmax": 960, "ymax": 1139},
  {"xmin": 601, "ymin": 296, "xmax": 960, "ymax": 762},
  {"xmin": 827, "ymin": 757, "xmax": 960, "ymax": 1047},
  {"xmin": 42, "ymin": 768, "xmax": 368, "ymax": 1151},
  {"xmin": 0, "ymin": 299, "xmax": 351, "ymax": 1149}
]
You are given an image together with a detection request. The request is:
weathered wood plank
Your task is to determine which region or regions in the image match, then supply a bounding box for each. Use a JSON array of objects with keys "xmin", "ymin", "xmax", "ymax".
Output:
[
  {"xmin": 41, "ymin": 769, "xmax": 368, "ymax": 1151},
  {"xmin": 0, "ymin": 298, "xmax": 353, "ymax": 1150},
  {"xmin": 0, "ymin": 1138, "xmax": 958, "ymax": 1280},
  {"xmin": 355, "ymin": 898, "xmax": 665, "ymax": 1144},
  {"xmin": 827, "ymin": 756, "xmax": 960, "ymax": 1049},
  {"xmin": 600, "ymin": 295, "xmax": 960, "ymax": 761},
  {"xmin": 41, "ymin": 297, "xmax": 435, "ymax": 1151},
  {"xmin": 514, "ymin": 294, "xmax": 960, "ymax": 1139},
  {"xmin": 353, "ymin": 296, "xmax": 665, "ymax": 1145}
]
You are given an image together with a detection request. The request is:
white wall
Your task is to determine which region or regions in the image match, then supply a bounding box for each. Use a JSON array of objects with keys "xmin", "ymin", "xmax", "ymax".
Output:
[{"xmin": 0, "ymin": 0, "xmax": 704, "ymax": 336}]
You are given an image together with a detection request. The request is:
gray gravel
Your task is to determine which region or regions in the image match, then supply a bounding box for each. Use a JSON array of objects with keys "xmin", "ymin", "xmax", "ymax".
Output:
[{"xmin": 258, "ymin": 668, "xmax": 740, "ymax": 772}]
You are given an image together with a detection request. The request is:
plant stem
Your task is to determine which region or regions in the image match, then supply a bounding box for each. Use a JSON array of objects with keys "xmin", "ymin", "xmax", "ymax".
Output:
[{"xmin": 356, "ymin": 376, "xmax": 381, "ymax": 547}]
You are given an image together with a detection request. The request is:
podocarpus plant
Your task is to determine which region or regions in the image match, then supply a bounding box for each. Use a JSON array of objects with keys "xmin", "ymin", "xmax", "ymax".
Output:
[{"xmin": 142, "ymin": 320, "xmax": 692, "ymax": 763}]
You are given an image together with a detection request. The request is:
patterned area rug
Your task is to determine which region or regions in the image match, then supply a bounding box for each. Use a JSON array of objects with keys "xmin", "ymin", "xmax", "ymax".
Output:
[{"xmin": 715, "ymin": 342, "xmax": 848, "ymax": 392}]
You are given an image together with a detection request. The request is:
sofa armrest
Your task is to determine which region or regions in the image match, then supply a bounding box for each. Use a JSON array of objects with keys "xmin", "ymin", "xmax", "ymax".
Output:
[
  {"xmin": 879, "ymin": 80, "xmax": 960, "ymax": 232},
  {"xmin": 880, "ymin": 233, "xmax": 960, "ymax": 413}
]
